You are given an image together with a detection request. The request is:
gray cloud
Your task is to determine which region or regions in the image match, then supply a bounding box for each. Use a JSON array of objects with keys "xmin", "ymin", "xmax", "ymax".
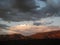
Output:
[
  {"xmin": 0, "ymin": 24, "xmax": 9, "ymax": 29},
  {"xmin": 0, "ymin": 0, "xmax": 60, "ymax": 22}
]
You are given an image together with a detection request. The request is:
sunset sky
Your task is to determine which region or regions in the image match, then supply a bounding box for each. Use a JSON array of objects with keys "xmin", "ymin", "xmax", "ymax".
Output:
[{"xmin": 0, "ymin": 0, "xmax": 60, "ymax": 36}]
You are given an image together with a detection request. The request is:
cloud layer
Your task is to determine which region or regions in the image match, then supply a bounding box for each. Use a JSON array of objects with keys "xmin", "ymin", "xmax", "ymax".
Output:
[
  {"xmin": 0, "ymin": 0, "xmax": 60, "ymax": 22},
  {"xmin": 0, "ymin": 24, "xmax": 60, "ymax": 36},
  {"xmin": 0, "ymin": 0, "xmax": 60, "ymax": 36}
]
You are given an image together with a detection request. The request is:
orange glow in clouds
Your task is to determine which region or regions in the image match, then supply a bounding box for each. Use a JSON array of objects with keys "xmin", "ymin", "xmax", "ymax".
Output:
[{"xmin": 7, "ymin": 24, "xmax": 60, "ymax": 36}]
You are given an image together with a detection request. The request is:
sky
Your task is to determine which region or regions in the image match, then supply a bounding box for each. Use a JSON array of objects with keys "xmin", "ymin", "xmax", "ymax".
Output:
[
  {"xmin": 0, "ymin": 0, "xmax": 60, "ymax": 27},
  {"xmin": 0, "ymin": 16, "xmax": 60, "ymax": 27},
  {"xmin": 34, "ymin": 0, "xmax": 47, "ymax": 10},
  {"xmin": 0, "ymin": 0, "xmax": 60, "ymax": 36}
]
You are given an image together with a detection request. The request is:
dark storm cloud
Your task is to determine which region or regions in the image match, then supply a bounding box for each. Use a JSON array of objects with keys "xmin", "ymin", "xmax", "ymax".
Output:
[
  {"xmin": 40, "ymin": 0, "xmax": 46, "ymax": 1},
  {"xmin": 0, "ymin": 0, "xmax": 60, "ymax": 22},
  {"xmin": 0, "ymin": 0, "xmax": 39, "ymax": 22},
  {"xmin": 15, "ymin": 0, "xmax": 37, "ymax": 11},
  {"xmin": 33, "ymin": 20, "xmax": 54, "ymax": 26},
  {"xmin": 0, "ymin": 24, "xmax": 9, "ymax": 29}
]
